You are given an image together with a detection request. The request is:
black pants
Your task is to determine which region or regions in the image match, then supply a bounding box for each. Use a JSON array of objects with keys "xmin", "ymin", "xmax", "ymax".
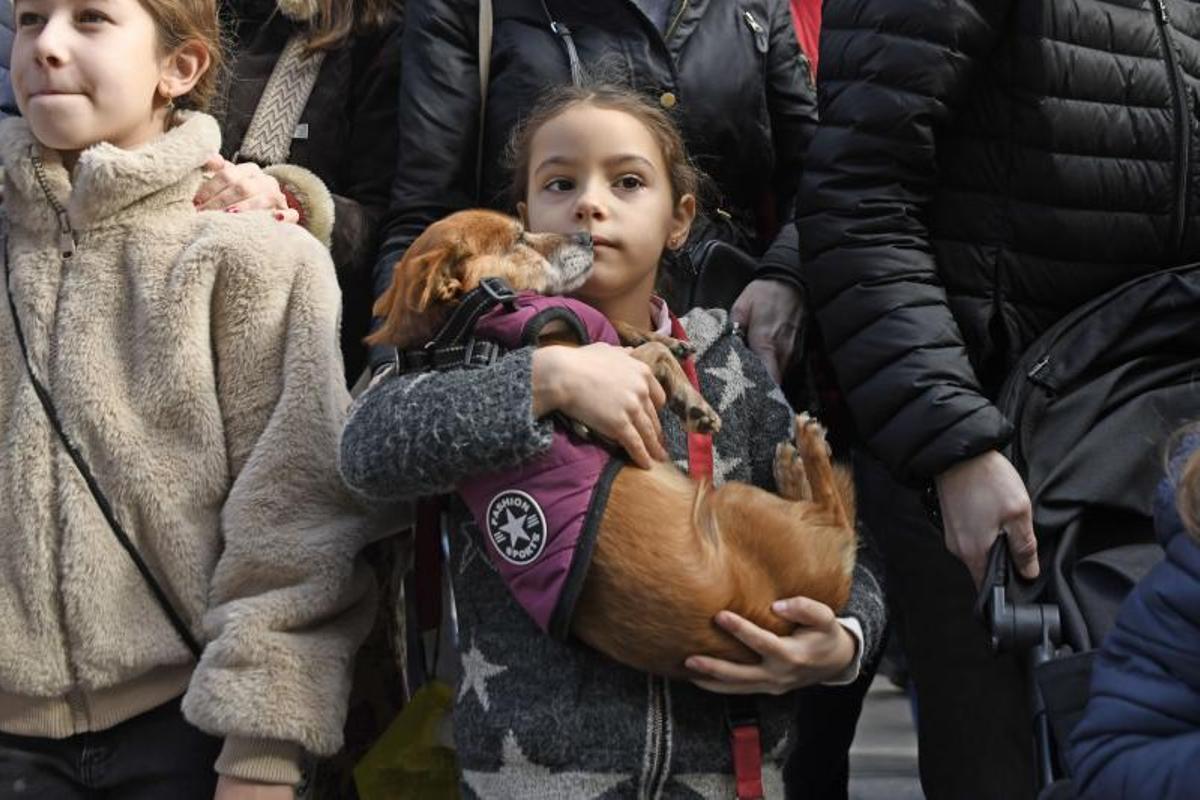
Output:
[
  {"xmin": 856, "ymin": 453, "xmax": 1035, "ymax": 800},
  {"xmin": 0, "ymin": 698, "xmax": 221, "ymax": 799},
  {"xmin": 784, "ymin": 671, "xmax": 874, "ymax": 800}
]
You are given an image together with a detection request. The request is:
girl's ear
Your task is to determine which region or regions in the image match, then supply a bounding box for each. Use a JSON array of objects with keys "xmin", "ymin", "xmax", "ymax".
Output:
[
  {"xmin": 516, "ymin": 201, "xmax": 529, "ymax": 228},
  {"xmin": 158, "ymin": 40, "xmax": 211, "ymax": 102},
  {"xmin": 669, "ymin": 193, "xmax": 697, "ymax": 249}
]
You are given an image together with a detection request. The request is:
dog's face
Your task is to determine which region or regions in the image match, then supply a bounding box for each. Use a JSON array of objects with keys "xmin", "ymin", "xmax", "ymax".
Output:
[{"xmin": 368, "ymin": 209, "xmax": 593, "ymax": 348}]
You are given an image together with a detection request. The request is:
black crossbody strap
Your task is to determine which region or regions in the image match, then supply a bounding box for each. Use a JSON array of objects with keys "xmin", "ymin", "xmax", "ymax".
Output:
[{"xmin": 3, "ymin": 233, "xmax": 202, "ymax": 659}]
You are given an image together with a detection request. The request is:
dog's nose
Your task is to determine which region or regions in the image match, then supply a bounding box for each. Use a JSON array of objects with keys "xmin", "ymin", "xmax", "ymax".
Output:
[{"xmin": 570, "ymin": 231, "xmax": 593, "ymax": 247}]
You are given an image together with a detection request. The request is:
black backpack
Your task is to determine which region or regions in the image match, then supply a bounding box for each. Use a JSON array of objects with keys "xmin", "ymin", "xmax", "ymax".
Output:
[
  {"xmin": 996, "ymin": 263, "xmax": 1200, "ymax": 641},
  {"xmin": 983, "ymin": 265, "xmax": 1200, "ymax": 795}
]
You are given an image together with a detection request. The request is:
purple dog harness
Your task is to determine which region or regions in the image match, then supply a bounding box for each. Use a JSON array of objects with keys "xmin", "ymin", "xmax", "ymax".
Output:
[{"xmin": 456, "ymin": 293, "xmax": 624, "ymax": 638}]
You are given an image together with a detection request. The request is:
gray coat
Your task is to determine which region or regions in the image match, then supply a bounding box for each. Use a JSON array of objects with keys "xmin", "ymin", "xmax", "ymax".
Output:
[{"xmin": 340, "ymin": 308, "xmax": 886, "ymax": 798}]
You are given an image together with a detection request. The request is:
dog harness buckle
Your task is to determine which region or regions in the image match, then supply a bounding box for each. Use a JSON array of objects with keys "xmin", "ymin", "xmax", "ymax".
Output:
[{"xmin": 478, "ymin": 276, "xmax": 518, "ymax": 306}]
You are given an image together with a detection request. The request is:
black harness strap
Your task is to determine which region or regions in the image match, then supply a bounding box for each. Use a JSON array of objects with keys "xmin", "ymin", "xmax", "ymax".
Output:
[{"xmin": 393, "ymin": 277, "xmax": 518, "ymax": 375}]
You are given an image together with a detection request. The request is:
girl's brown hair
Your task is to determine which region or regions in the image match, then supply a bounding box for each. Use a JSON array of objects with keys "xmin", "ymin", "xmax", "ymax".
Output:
[
  {"xmin": 137, "ymin": 0, "xmax": 225, "ymax": 113},
  {"xmin": 1177, "ymin": 444, "xmax": 1200, "ymax": 541},
  {"xmin": 506, "ymin": 83, "xmax": 704, "ymax": 209},
  {"xmin": 302, "ymin": 0, "xmax": 400, "ymax": 53}
]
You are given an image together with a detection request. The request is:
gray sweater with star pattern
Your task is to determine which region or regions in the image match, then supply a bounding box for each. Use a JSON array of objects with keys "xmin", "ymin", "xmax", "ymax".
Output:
[{"xmin": 340, "ymin": 308, "xmax": 885, "ymax": 798}]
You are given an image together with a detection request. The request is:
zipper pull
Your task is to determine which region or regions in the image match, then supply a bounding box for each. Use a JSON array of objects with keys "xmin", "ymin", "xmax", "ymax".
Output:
[
  {"xmin": 55, "ymin": 208, "xmax": 75, "ymax": 259},
  {"xmin": 743, "ymin": 10, "xmax": 768, "ymax": 53},
  {"xmin": 1027, "ymin": 355, "xmax": 1051, "ymax": 381}
]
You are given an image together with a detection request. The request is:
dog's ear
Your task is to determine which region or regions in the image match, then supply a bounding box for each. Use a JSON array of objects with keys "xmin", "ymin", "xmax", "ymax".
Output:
[{"xmin": 367, "ymin": 245, "xmax": 465, "ymax": 348}]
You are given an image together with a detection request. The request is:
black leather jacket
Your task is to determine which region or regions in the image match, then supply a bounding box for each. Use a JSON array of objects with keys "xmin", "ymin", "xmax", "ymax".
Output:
[
  {"xmin": 799, "ymin": 0, "xmax": 1200, "ymax": 482},
  {"xmin": 374, "ymin": 0, "xmax": 817, "ymax": 310}
]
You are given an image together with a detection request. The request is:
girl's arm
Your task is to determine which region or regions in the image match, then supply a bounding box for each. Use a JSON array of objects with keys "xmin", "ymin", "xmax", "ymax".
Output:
[
  {"xmin": 687, "ymin": 337, "xmax": 886, "ymax": 692},
  {"xmin": 742, "ymin": 340, "xmax": 887, "ymax": 674},
  {"xmin": 340, "ymin": 349, "xmax": 556, "ymax": 502},
  {"xmin": 180, "ymin": 227, "xmax": 396, "ymax": 786},
  {"xmin": 339, "ymin": 343, "xmax": 670, "ymax": 502}
]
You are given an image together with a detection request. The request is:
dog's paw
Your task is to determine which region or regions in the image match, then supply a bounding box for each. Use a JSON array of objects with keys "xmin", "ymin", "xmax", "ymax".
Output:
[
  {"xmin": 774, "ymin": 441, "xmax": 811, "ymax": 501},
  {"xmin": 683, "ymin": 399, "xmax": 722, "ymax": 435},
  {"xmin": 795, "ymin": 412, "xmax": 832, "ymax": 458},
  {"xmin": 662, "ymin": 336, "xmax": 696, "ymax": 360}
]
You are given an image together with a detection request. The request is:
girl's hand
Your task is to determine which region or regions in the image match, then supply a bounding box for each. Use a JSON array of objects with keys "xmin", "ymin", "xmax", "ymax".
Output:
[
  {"xmin": 195, "ymin": 155, "xmax": 294, "ymax": 218},
  {"xmin": 531, "ymin": 343, "xmax": 668, "ymax": 470},
  {"xmin": 685, "ymin": 597, "xmax": 857, "ymax": 695},
  {"xmin": 213, "ymin": 775, "xmax": 293, "ymax": 800},
  {"xmin": 730, "ymin": 279, "xmax": 804, "ymax": 384},
  {"xmin": 935, "ymin": 449, "xmax": 1038, "ymax": 588}
]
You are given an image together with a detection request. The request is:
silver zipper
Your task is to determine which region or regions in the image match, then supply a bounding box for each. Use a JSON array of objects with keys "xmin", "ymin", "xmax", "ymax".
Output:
[
  {"xmin": 30, "ymin": 150, "xmax": 76, "ymax": 259},
  {"xmin": 665, "ymin": 0, "xmax": 690, "ymax": 41},
  {"xmin": 742, "ymin": 10, "xmax": 769, "ymax": 53},
  {"xmin": 639, "ymin": 676, "xmax": 672, "ymax": 799},
  {"xmin": 743, "ymin": 9, "xmax": 765, "ymax": 36}
]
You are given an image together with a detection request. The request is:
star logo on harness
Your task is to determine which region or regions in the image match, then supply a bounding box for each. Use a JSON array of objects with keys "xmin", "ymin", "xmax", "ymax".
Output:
[{"xmin": 486, "ymin": 491, "xmax": 547, "ymax": 566}]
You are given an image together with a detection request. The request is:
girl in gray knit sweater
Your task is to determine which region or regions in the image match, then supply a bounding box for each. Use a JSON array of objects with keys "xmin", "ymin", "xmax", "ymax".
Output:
[{"xmin": 340, "ymin": 85, "xmax": 885, "ymax": 798}]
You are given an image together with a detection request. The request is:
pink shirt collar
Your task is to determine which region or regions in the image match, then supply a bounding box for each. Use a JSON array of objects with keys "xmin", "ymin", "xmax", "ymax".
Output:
[{"xmin": 650, "ymin": 296, "xmax": 673, "ymax": 337}]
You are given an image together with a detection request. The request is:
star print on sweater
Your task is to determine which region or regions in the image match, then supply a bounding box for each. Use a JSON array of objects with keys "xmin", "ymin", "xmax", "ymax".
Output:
[
  {"xmin": 458, "ymin": 641, "xmax": 507, "ymax": 712},
  {"xmin": 462, "ymin": 731, "xmax": 629, "ymax": 799},
  {"xmin": 705, "ymin": 347, "xmax": 754, "ymax": 412}
]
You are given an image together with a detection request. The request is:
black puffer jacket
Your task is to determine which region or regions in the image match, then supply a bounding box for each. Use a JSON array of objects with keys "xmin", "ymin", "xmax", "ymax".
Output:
[
  {"xmin": 374, "ymin": 0, "xmax": 816, "ymax": 307},
  {"xmin": 799, "ymin": 0, "xmax": 1200, "ymax": 483},
  {"xmin": 221, "ymin": 0, "xmax": 403, "ymax": 380}
]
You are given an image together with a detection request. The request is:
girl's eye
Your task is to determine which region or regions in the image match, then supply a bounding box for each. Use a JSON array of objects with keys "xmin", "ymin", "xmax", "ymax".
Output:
[
  {"xmin": 77, "ymin": 9, "xmax": 110, "ymax": 24},
  {"xmin": 615, "ymin": 174, "xmax": 645, "ymax": 190},
  {"xmin": 545, "ymin": 177, "xmax": 575, "ymax": 192},
  {"xmin": 16, "ymin": 12, "xmax": 45, "ymax": 27}
]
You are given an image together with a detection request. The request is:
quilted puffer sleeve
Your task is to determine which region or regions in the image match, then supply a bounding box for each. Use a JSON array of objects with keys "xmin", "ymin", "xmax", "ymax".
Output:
[{"xmin": 797, "ymin": 0, "xmax": 1014, "ymax": 482}]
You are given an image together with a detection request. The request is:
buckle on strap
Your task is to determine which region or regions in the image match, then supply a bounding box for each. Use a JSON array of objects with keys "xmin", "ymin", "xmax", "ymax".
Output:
[
  {"xmin": 725, "ymin": 697, "xmax": 764, "ymax": 800},
  {"xmin": 392, "ymin": 338, "xmax": 506, "ymax": 375},
  {"xmin": 478, "ymin": 276, "xmax": 518, "ymax": 305}
]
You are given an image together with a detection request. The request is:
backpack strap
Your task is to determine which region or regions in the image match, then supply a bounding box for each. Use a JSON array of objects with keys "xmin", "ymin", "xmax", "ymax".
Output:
[
  {"xmin": 2, "ymin": 228, "xmax": 202, "ymax": 660},
  {"xmin": 234, "ymin": 33, "xmax": 326, "ymax": 166}
]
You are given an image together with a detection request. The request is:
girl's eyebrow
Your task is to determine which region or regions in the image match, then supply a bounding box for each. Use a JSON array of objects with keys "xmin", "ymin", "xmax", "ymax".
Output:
[{"xmin": 534, "ymin": 154, "xmax": 657, "ymax": 173}]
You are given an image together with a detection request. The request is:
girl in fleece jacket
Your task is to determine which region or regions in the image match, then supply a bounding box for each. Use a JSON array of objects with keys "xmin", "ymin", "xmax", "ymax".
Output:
[
  {"xmin": 340, "ymin": 84, "xmax": 886, "ymax": 798},
  {"xmin": 0, "ymin": 2, "xmax": 390, "ymax": 798}
]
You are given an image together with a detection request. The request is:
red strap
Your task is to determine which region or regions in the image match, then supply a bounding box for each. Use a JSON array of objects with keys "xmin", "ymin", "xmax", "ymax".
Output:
[
  {"xmin": 732, "ymin": 725, "xmax": 766, "ymax": 799},
  {"xmin": 413, "ymin": 498, "xmax": 444, "ymax": 633},
  {"xmin": 670, "ymin": 312, "xmax": 764, "ymax": 794},
  {"xmin": 669, "ymin": 313, "xmax": 713, "ymax": 482}
]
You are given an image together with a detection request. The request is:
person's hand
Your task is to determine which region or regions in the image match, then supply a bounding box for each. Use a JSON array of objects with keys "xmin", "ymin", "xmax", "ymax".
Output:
[
  {"xmin": 531, "ymin": 343, "xmax": 668, "ymax": 470},
  {"xmin": 684, "ymin": 596, "xmax": 857, "ymax": 695},
  {"xmin": 935, "ymin": 449, "xmax": 1038, "ymax": 587},
  {"xmin": 195, "ymin": 155, "xmax": 297, "ymax": 222},
  {"xmin": 730, "ymin": 278, "xmax": 804, "ymax": 384},
  {"xmin": 213, "ymin": 775, "xmax": 294, "ymax": 800}
]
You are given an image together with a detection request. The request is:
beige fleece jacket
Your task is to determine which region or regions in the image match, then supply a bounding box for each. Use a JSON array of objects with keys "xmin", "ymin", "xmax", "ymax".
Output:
[{"xmin": 0, "ymin": 113, "xmax": 394, "ymax": 785}]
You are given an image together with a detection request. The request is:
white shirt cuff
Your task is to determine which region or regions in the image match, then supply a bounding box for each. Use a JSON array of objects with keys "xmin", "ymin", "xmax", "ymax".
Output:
[{"xmin": 820, "ymin": 617, "xmax": 865, "ymax": 686}]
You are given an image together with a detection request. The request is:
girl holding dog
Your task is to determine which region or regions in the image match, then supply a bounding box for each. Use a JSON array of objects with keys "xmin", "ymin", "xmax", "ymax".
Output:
[
  {"xmin": 0, "ymin": 1, "xmax": 391, "ymax": 797},
  {"xmin": 340, "ymin": 84, "xmax": 886, "ymax": 797}
]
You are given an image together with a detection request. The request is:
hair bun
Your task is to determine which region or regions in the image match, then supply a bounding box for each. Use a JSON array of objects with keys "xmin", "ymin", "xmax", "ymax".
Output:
[{"xmin": 277, "ymin": 0, "xmax": 319, "ymax": 21}]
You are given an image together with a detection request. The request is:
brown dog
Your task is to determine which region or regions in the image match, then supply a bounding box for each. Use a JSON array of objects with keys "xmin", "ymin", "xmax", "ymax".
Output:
[{"xmin": 370, "ymin": 209, "xmax": 857, "ymax": 679}]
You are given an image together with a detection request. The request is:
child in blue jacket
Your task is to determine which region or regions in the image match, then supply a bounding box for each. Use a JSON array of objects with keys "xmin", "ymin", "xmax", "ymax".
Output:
[{"xmin": 1069, "ymin": 435, "xmax": 1200, "ymax": 798}]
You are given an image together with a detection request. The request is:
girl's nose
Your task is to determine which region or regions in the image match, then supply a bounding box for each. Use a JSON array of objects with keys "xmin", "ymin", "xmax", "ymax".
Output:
[
  {"xmin": 33, "ymin": 18, "xmax": 70, "ymax": 67},
  {"xmin": 573, "ymin": 187, "xmax": 608, "ymax": 222}
]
